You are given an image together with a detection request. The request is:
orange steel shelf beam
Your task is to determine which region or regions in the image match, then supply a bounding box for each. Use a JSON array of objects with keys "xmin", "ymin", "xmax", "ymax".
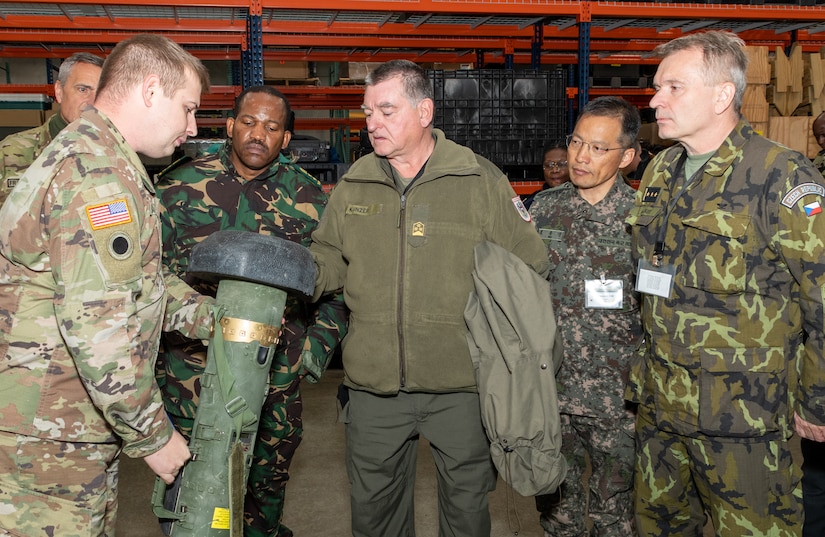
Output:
[
  {"xmin": 260, "ymin": 0, "xmax": 582, "ymax": 17},
  {"xmin": 592, "ymin": 2, "xmax": 825, "ymax": 21}
]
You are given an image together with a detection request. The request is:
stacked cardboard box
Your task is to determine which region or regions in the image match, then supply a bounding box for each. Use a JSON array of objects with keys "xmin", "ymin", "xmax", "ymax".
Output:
[
  {"xmin": 263, "ymin": 61, "xmax": 317, "ymax": 85},
  {"xmin": 742, "ymin": 46, "xmax": 771, "ymax": 136},
  {"xmin": 754, "ymin": 44, "xmax": 822, "ymax": 159}
]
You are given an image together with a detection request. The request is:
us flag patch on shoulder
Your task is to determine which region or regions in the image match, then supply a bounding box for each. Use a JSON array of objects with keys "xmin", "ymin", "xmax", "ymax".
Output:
[{"xmin": 87, "ymin": 199, "xmax": 132, "ymax": 230}]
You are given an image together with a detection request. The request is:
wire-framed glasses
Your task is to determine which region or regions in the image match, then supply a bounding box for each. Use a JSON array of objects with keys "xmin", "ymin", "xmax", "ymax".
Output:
[
  {"xmin": 565, "ymin": 134, "xmax": 625, "ymax": 157},
  {"xmin": 543, "ymin": 160, "xmax": 568, "ymax": 170}
]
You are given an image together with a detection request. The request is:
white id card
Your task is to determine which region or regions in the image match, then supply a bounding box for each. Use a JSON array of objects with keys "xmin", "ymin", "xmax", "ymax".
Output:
[
  {"xmin": 636, "ymin": 258, "xmax": 675, "ymax": 299},
  {"xmin": 585, "ymin": 279, "xmax": 623, "ymax": 309}
]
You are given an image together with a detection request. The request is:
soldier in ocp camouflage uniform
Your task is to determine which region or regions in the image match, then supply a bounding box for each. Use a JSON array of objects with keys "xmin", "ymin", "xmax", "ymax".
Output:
[
  {"xmin": 156, "ymin": 85, "xmax": 348, "ymax": 537},
  {"xmin": 530, "ymin": 96, "xmax": 642, "ymax": 537},
  {"xmin": 0, "ymin": 35, "xmax": 213, "ymax": 537},
  {"xmin": 627, "ymin": 31, "xmax": 825, "ymax": 536},
  {"xmin": 0, "ymin": 51, "xmax": 103, "ymax": 207}
]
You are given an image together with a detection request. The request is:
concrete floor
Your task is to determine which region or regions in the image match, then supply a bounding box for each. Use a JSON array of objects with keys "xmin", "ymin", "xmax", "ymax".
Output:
[
  {"xmin": 115, "ymin": 369, "xmax": 543, "ymax": 537},
  {"xmin": 116, "ymin": 367, "xmax": 800, "ymax": 536}
]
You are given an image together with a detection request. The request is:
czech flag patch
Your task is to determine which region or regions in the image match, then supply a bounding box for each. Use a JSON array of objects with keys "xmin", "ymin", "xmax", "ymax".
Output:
[
  {"xmin": 87, "ymin": 199, "xmax": 132, "ymax": 230},
  {"xmin": 804, "ymin": 201, "xmax": 822, "ymax": 217}
]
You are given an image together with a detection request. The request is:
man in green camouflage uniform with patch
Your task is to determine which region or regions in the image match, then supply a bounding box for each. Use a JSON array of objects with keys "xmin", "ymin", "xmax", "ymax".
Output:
[
  {"xmin": 627, "ymin": 30, "xmax": 825, "ymax": 536},
  {"xmin": 530, "ymin": 96, "xmax": 642, "ymax": 537},
  {"xmin": 0, "ymin": 34, "xmax": 214, "ymax": 537},
  {"xmin": 156, "ymin": 85, "xmax": 347, "ymax": 537},
  {"xmin": 0, "ymin": 51, "xmax": 103, "ymax": 207}
]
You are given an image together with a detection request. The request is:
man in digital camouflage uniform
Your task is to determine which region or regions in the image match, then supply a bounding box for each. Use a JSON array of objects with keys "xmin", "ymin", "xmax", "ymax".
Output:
[
  {"xmin": 530, "ymin": 96, "xmax": 642, "ymax": 537},
  {"xmin": 627, "ymin": 30, "xmax": 825, "ymax": 536},
  {"xmin": 0, "ymin": 51, "xmax": 103, "ymax": 207},
  {"xmin": 156, "ymin": 85, "xmax": 348, "ymax": 537},
  {"xmin": 0, "ymin": 34, "xmax": 214, "ymax": 537}
]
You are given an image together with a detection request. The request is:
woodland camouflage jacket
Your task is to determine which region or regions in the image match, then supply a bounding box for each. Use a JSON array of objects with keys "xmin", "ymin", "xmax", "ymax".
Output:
[{"xmin": 627, "ymin": 120, "xmax": 825, "ymax": 439}]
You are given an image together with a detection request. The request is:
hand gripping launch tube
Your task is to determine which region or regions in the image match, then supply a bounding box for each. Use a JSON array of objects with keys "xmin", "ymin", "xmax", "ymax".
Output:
[{"xmin": 152, "ymin": 230, "xmax": 316, "ymax": 537}]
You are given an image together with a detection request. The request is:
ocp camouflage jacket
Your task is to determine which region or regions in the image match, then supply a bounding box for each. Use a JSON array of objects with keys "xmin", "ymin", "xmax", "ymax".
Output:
[
  {"xmin": 0, "ymin": 115, "xmax": 56, "ymax": 207},
  {"xmin": 0, "ymin": 108, "xmax": 213, "ymax": 457}
]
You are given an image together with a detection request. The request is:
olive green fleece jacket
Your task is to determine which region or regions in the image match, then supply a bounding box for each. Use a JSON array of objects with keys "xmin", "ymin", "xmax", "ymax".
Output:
[{"xmin": 310, "ymin": 129, "xmax": 550, "ymax": 394}]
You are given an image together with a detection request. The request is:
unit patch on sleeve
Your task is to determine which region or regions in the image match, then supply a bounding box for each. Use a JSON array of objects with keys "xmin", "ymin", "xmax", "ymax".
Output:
[
  {"xmin": 780, "ymin": 183, "xmax": 825, "ymax": 209},
  {"xmin": 512, "ymin": 196, "xmax": 531, "ymax": 222},
  {"xmin": 86, "ymin": 199, "xmax": 133, "ymax": 230}
]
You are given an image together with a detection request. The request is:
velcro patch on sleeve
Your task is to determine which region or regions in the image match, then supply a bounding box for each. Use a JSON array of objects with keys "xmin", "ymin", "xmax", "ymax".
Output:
[
  {"xmin": 86, "ymin": 199, "xmax": 132, "ymax": 230},
  {"xmin": 780, "ymin": 183, "xmax": 825, "ymax": 209},
  {"xmin": 512, "ymin": 196, "xmax": 531, "ymax": 222}
]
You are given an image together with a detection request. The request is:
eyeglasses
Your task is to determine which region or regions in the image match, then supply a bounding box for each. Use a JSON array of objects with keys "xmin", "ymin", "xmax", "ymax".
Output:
[
  {"xmin": 543, "ymin": 160, "xmax": 568, "ymax": 170},
  {"xmin": 565, "ymin": 134, "xmax": 625, "ymax": 157}
]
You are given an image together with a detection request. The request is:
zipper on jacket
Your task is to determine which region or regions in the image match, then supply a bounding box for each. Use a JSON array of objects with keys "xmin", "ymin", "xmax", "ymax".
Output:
[{"xmin": 397, "ymin": 192, "xmax": 407, "ymax": 387}]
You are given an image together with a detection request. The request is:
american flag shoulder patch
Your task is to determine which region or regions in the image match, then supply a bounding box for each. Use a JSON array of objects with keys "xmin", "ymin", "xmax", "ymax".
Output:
[{"xmin": 86, "ymin": 199, "xmax": 132, "ymax": 230}]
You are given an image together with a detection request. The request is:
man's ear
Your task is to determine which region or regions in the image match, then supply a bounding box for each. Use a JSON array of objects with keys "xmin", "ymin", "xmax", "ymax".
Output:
[
  {"xmin": 54, "ymin": 80, "xmax": 65, "ymax": 105},
  {"xmin": 142, "ymin": 74, "xmax": 162, "ymax": 107},
  {"xmin": 282, "ymin": 129, "xmax": 293, "ymax": 151},
  {"xmin": 418, "ymin": 98, "xmax": 434, "ymax": 127},
  {"xmin": 714, "ymin": 81, "xmax": 736, "ymax": 115},
  {"xmin": 619, "ymin": 147, "xmax": 636, "ymax": 169}
]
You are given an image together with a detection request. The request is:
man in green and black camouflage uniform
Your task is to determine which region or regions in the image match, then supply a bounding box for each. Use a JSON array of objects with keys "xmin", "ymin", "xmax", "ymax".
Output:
[
  {"xmin": 0, "ymin": 51, "xmax": 103, "ymax": 207},
  {"xmin": 627, "ymin": 30, "xmax": 825, "ymax": 536},
  {"xmin": 156, "ymin": 85, "xmax": 347, "ymax": 537},
  {"xmin": 530, "ymin": 96, "xmax": 642, "ymax": 537}
]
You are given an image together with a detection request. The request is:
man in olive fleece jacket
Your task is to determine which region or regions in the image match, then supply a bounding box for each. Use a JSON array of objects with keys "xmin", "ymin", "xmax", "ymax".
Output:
[{"xmin": 310, "ymin": 59, "xmax": 549, "ymax": 537}]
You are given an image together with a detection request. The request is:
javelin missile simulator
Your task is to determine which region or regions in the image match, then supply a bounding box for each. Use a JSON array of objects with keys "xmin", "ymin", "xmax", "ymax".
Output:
[{"xmin": 152, "ymin": 230, "xmax": 316, "ymax": 537}]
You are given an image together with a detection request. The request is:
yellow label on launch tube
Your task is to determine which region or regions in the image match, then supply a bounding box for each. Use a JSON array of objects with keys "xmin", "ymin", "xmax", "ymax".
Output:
[{"xmin": 211, "ymin": 507, "xmax": 231, "ymax": 529}]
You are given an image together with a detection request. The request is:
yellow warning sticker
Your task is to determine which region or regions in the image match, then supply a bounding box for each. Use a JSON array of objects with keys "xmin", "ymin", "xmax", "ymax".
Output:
[{"xmin": 211, "ymin": 507, "xmax": 230, "ymax": 530}]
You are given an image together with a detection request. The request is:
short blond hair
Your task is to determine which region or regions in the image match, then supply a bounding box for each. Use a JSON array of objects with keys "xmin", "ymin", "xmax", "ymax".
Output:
[{"xmin": 97, "ymin": 34, "xmax": 210, "ymax": 102}]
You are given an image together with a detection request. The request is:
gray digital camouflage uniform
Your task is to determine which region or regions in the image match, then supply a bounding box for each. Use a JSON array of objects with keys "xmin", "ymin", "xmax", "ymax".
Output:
[
  {"xmin": 0, "ymin": 107, "xmax": 214, "ymax": 536},
  {"xmin": 530, "ymin": 178, "xmax": 642, "ymax": 537},
  {"xmin": 0, "ymin": 113, "xmax": 66, "ymax": 207},
  {"xmin": 156, "ymin": 141, "xmax": 347, "ymax": 537},
  {"xmin": 626, "ymin": 120, "xmax": 825, "ymax": 536}
]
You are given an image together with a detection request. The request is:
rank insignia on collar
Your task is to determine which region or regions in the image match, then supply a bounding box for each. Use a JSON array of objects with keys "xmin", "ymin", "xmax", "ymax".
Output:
[{"xmin": 642, "ymin": 187, "xmax": 660, "ymax": 203}]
